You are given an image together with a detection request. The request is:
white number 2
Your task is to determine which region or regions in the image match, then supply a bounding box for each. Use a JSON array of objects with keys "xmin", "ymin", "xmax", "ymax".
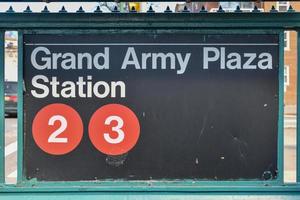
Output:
[
  {"xmin": 48, "ymin": 115, "xmax": 68, "ymax": 143},
  {"xmin": 104, "ymin": 116, "xmax": 124, "ymax": 144}
]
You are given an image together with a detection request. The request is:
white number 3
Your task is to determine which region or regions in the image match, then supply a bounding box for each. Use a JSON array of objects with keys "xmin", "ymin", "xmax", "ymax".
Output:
[
  {"xmin": 104, "ymin": 115, "xmax": 125, "ymax": 144},
  {"xmin": 48, "ymin": 115, "xmax": 68, "ymax": 143}
]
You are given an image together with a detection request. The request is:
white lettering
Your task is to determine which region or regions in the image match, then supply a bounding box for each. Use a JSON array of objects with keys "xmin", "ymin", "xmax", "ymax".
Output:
[
  {"xmin": 31, "ymin": 47, "xmax": 51, "ymax": 70},
  {"xmin": 203, "ymin": 47, "xmax": 220, "ymax": 69},
  {"xmin": 31, "ymin": 75, "xmax": 49, "ymax": 98},
  {"xmin": 121, "ymin": 47, "xmax": 141, "ymax": 70}
]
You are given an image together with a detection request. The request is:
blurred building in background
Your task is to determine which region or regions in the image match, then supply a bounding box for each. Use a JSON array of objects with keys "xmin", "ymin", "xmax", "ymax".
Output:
[
  {"xmin": 5, "ymin": 32, "xmax": 17, "ymax": 82},
  {"xmin": 262, "ymin": 2, "xmax": 299, "ymax": 114}
]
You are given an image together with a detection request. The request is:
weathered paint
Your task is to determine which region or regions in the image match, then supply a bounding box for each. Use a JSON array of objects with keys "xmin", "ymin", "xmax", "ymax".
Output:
[
  {"xmin": 0, "ymin": 13, "xmax": 298, "ymax": 29},
  {"xmin": 278, "ymin": 31, "xmax": 285, "ymax": 183},
  {"xmin": 0, "ymin": 192, "xmax": 300, "ymax": 200},
  {"xmin": 17, "ymin": 32, "xmax": 23, "ymax": 184},
  {"xmin": 0, "ymin": 32, "xmax": 4, "ymax": 184},
  {"xmin": 1, "ymin": 192, "xmax": 300, "ymax": 200}
]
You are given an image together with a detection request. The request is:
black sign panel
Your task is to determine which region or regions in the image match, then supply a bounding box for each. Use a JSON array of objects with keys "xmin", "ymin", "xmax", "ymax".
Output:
[{"xmin": 23, "ymin": 34, "xmax": 279, "ymax": 181}]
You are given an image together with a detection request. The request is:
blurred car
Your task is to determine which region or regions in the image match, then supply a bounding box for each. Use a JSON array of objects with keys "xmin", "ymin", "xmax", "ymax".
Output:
[{"xmin": 5, "ymin": 81, "xmax": 17, "ymax": 117}]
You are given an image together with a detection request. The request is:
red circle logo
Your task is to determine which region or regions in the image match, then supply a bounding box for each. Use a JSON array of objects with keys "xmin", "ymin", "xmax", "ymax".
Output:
[
  {"xmin": 32, "ymin": 103, "xmax": 83, "ymax": 155},
  {"xmin": 88, "ymin": 104, "xmax": 140, "ymax": 156}
]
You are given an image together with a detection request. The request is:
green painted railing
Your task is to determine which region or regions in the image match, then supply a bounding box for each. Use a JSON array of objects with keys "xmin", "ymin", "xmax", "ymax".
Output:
[{"xmin": 0, "ymin": 3, "xmax": 299, "ymax": 199}]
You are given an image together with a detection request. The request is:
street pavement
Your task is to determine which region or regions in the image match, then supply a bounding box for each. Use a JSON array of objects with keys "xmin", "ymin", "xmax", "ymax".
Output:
[
  {"xmin": 5, "ymin": 118, "xmax": 17, "ymax": 184},
  {"xmin": 3, "ymin": 116, "xmax": 298, "ymax": 184}
]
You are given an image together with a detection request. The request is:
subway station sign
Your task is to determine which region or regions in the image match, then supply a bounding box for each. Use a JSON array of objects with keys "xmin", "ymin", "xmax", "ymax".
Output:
[{"xmin": 23, "ymin": 34, "xmax": 279, "ymax": 181}]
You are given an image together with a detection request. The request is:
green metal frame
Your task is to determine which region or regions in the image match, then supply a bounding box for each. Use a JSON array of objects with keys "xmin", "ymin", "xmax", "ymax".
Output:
[
  {"xmin": 0, "ymin": 13, "xmax": 299, "ymax": 29},
  {"xmin": 17, "ymin": 32, "xmax": 23, "ymax": 184},
  {"xmin": 278, "ymin": 30, "xmax": 285, "ymax": 184},
  {"xmin": 0, "ymin": 32, "xmax": 4, "ymax": 184},
  {"xmin": 0, "ymin": 9, "xmax": 299, "ymax": 199}
]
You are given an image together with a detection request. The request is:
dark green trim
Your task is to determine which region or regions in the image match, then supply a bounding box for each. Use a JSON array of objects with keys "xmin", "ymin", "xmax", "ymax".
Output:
[
  {"xmin": 17, "ymin": 32, "xmax": 23, "ymax": 184},
  {"xmin": 0, "ymin": 32, "xmax": 4, "ymax": 184},
  {"xmin": 278, "ymin": 31, "xmax": 284, "ymax": 183},
  {"xmin": 0, "ymin": 13, "xmax": 299, "ymax": 29},
  {"xmin": 0, "ymin": 192, "xmax": 300, "ymax": 200},
  {"xmin": 22, "ymin": 28, "xmax": 282, "ymax": 34},
  {"xmin": 1, "ymin": 182, "xmax": 300, "ymax": 193}
]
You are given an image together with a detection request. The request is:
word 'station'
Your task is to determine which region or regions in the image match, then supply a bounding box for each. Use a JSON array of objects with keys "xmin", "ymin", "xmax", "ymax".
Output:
[{"xmin": 24, "ymin": 34, "xmax": 279, "ymax": 181}]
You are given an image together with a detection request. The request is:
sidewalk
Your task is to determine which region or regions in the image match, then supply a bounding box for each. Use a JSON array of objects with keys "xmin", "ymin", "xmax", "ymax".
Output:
[
  {"xmin": 283, "ymin": 105, "xmax": 297, "ymax": 183},
  {"xmin": 285, "ymin": 105, "xmax": 296, "ymax": 116}
]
